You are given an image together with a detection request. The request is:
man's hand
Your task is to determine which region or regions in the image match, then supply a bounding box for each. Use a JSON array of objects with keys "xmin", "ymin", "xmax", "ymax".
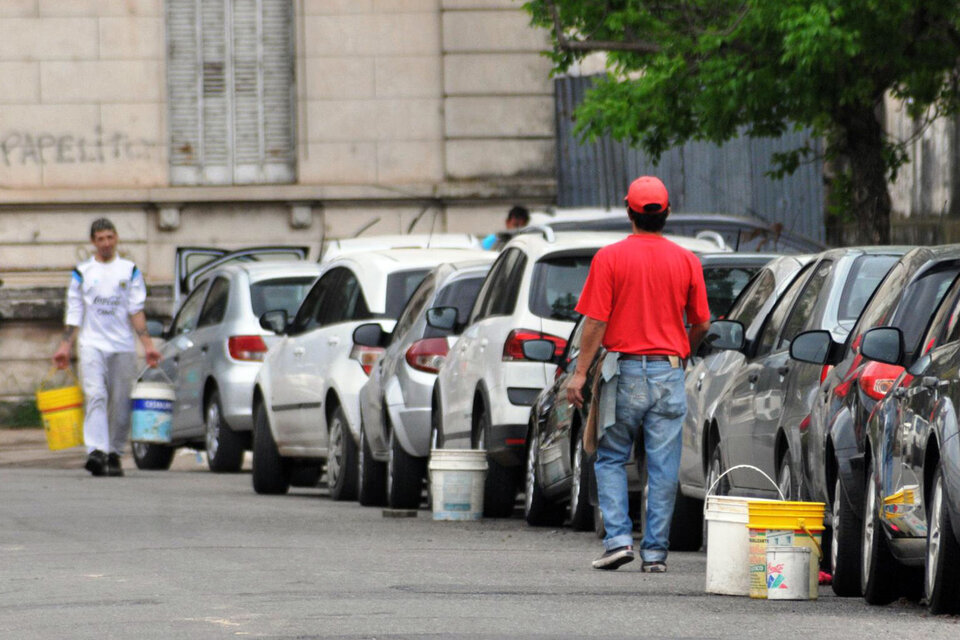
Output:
[
  {"xmin": 52, "ymin": 344, "xmax": 71, "ymax": 370},
  {"xmin": 566, "ymin": 370, "xmax": 587, "ymax": 408},
  {"xmin": 145, "ymin": 346, "xmax": 162, "ymax": 368}
]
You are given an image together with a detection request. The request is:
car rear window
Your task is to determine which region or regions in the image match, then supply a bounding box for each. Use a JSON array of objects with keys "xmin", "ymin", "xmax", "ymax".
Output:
[
  {"xmin": 385, "ymin": 269, "xmax": 430, "ymax": 319},
  {"xmin": 423, "ymin": 275, "xmax": 486, "ymax": 339},
  {"xmin": 249, "ymin": 277, "xmax": 317, "ymax": 318},
  {"xmin": 703, "ymin": 265, "xmax": 762, "ymax": 320},
  {"xmin": 838, "ymin": 255, "xmax": 901, "ymax": 321},
  {"xmin": 529, "ymin": 252, "xmax": 597, "ymax": 321}
]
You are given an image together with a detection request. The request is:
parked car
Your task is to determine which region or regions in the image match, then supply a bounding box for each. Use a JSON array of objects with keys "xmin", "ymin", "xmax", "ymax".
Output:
[
  {"xmin": 251, "ymin": 247, "xmax": 489, "ymax": 499},
  {"xmin": 679, "ymin": 255, "xmax": 814, "ymax": 523},
  {"xmin": 135, "ymin": 261, "xmax": 322, "ymax": 472},
  {"xmin": 522, "ymin": 252, "xmax": 786, "ymax": 539},
  {"xmin": 857, "ymin": 270, "xmax": 960, "ymax": 613},
  {"xmin": 353, "ymin": 258, "xmax": 495, "ymax": 508},
  {"xmin": 319, "ymin": 233, "xmax": 480, "ymax": 262},
  {"xmin": 701, "ymin": 247, "xmax": 905, "ymax": 503},
  {"xmin": 788, "ymin": 246, "xmax": 960, "ymax": 596},
  {"xmin": 432, "ymin": 229, "xmax": 726, "ymax": 517}
]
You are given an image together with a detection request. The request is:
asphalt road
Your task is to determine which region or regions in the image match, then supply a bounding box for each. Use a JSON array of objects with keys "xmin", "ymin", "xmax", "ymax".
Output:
[{"xmin": 1, "ymin": 463, "xmax": 958, "ymax": 639}]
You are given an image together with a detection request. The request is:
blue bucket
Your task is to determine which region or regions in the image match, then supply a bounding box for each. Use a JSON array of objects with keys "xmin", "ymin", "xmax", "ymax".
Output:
[{"xmin": 130, "ymin": 381, "xmax": 175, "ymax": 443}]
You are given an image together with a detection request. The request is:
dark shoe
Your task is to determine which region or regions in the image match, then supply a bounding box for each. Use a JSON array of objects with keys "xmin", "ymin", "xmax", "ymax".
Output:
[
  {"xmin": 641, "ymin": 560, "xmax": 667, "ymax": 573},
  {"xmin": 592, "ymin": 545, "xmax": 635, "ymax": 570},
  {"xmin": 106, "ymin": 453, "xmax": 124, "ymax": 477},
  {"xmin": 85, "ymin": 450, "xmax": 107, "ymax": 477}
]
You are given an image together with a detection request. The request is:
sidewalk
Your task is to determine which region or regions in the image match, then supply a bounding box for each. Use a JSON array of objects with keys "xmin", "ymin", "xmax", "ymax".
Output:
[{"xmin": 0, "ymin": 428, "xmax": 247, "ymax": 472}]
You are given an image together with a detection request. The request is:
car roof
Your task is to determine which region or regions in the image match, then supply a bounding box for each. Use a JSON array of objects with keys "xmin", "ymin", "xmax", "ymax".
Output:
[
  {"xmin": 816, "ymin": 245, "xmax": 912, "ymax": 260},
  {"xmin": 698, "ymin": 252, "xmax": 780, "ymax": 267},
  {"xmin": 320, "ymin": 233, "xmax": 479, "ymax": 261},
  {"xmin": 504, "ymin": 229, "xmax": 728, "ymax": 255},
  {"xmin": 207, "ymin": 260, "xmax": 324, "ymax": 283}
]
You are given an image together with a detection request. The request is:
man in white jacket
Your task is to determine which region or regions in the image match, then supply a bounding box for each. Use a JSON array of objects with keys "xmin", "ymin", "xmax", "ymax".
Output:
[{"xmin": 53, "ymin": 218, "xmax": 161, "ymax": 476}]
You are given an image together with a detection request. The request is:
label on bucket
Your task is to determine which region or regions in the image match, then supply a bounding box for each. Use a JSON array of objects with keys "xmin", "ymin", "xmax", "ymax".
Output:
[{"xmin": 131, "ymin": 398, "xmax": 173, "ymax": 443}]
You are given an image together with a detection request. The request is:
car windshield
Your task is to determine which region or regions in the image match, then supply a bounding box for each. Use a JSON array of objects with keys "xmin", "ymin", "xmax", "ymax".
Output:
[
  {"xmin": 529, "ymin": 252, "xmax": 597, "ymax": 321},
  {"xmin": 703, "ymin": 265, "xmax": 763, "ymax": 319},
  {"xmin": 249, "ymin": 277, "xmax": 316, "ymax": 317},
  {"xmin": 838, "ymin": 255, "xmax": 901, "ymax": 322},
  {"xmin": 385, "ymin": 269, "xmax": 431, "ymax": 319}
]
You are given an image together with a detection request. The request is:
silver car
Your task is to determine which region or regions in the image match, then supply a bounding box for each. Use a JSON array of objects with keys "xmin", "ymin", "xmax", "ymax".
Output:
[
  {"xmin": 135, "ymin": 261, "xmax": 322, "ymax": 472},
  {"xmin": 355, "ymin": 258, "xmax": 495, "ymax": 508}
]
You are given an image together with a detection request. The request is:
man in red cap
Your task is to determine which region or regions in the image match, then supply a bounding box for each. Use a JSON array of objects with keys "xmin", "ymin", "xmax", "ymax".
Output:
[{"xmin": 567, "ymin": 176, "xmax": 711, "ymax": 572}]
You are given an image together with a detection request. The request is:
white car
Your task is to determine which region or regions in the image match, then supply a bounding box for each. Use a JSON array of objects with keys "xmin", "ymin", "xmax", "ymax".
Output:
[
  {"xmin": 432, "ymin": 228, "xmax": 725, "ymax": 516},
  {"xmin": 319, "ymin": 233, "xmax": 480, "ymax": 262},
  {"xmin": 251, "ymin": 247, "xmax": 491, "ymax": 499}
]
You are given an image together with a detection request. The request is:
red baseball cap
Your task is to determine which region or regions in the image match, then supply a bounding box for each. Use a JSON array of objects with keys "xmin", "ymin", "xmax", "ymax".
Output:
[{"xmin": 624, "ymin": 176, "xmax": 669, "ymax": 214}]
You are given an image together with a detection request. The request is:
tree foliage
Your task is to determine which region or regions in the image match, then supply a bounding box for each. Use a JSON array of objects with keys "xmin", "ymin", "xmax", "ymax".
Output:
[{"xmin": 524, "ymin": 0, "xmax": 960, "ymax": 243}]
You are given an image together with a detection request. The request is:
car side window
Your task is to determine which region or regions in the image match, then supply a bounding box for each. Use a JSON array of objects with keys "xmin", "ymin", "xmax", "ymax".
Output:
[
  {"xmin": 490, "ymin": 250, "xmax": 527, "ymax": 316},
  {"xmin": 172, "ymin": 283, "xmax": 208, "ymax": 335},
  {"xmin": 849, "ymin": 262, "xmax": 907, "ymax": 350},
  {"xmin": 392, "ymin": 274, "xmax": 436, "ymax": 343},
  {"xmin": 319, "ymin": 268, "xmax": 370, "ymax": 326},
  {"xmin": 726, "ymin": 268, "xmax": 775, "ymax": 328},
  {"xmin": 776, "ymin": 260, "xmax": 833, "ymax": 351},
  {"xmin": 470, "ymin": 250, "xmax": 517, "ymax": 324},
  {"xmin": 197, "ymin": 277, "xmax": 230, "ymax": 328},
  {"xmin": 290, "ymin": 270, "xmax": 339, "ymax": 335},
  {"xmin": 755, "ymin": 263, "xmax": 815, "ymax": 357}
]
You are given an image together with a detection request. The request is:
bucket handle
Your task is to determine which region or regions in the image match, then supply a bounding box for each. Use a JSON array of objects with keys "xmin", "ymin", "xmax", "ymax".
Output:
[
  {"xmin": 38, "ymin": 366, "xmax": 80, "ymax": 391},
  {"xmin": 800, "ymin": 521, "xmax": 824, "ymax": 560},
  {"xmin": 137, "ymin": 365, "xmax": 174, "ymax": 385},
  {"xmin": 703, "ymin": 463, "xmax": 786, "ymax": 515}
]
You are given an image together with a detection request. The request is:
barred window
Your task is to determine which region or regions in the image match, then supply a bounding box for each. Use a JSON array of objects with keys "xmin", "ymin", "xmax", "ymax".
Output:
[{"xmin": 167, "ymin": 0, "xmax": 296, "ymax": 185}]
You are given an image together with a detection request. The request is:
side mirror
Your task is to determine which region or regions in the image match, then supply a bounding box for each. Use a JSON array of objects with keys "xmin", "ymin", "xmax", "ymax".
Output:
[
  {"xmin": 425, "ymin": 306, "xmax": 458, "ymax": 332},
  {"xmin": 521, "ymin": 339, "xmax": 558, "ymax": 363},
  {"xmin": 790, "ymin": 330, "xmax": 834, "ymax": 365},
  {"xmin": 352, "ymin": 322, "xmax": 388, "ymax": 348},
  {"xmin": 703, "ymin": 320, "xmax": 744, "ymax": 352},
  {"xmin": 259, "ymin": 309, "xmax": 288, "ymax": 335},
  {"xmin": 145, "ymin": 318, "xmax": 166, "ymax": 338},
  {"xmin": 860, "ymin": 327, "xmax": 903, "ymax": 366}
]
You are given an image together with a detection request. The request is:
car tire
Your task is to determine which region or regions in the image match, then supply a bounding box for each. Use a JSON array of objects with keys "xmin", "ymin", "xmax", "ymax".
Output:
[
  {"xmin": 204, "ymin": 390, "xmax": 244, "ymax": 473},
  {"xmin": 777, "ymin": 451, "xmax": 796, "ymax": 501},
  {"xmin": 474, "ymin": 400, "xmax": 519, "ymax": 518},
  {"xmin": 327, "ymin": 405, "xmax": 358, "ymax": 502},
  {"xmin": 569, "ymin": 433, "xmax": 594, "ymax": 531},
  {"xmin": 523, "ymin": 423, "xmax": 565, "ymax": 526},
  {"xmin": 702, "ymin": 443, "xmax": 728, "ymax": 550},
  {"xmin": 831, "ymin": 475, "xmax": 863, "ymax": 597},
  {"xmin": 925, "ymin": 462, "xmax": 960, "ymax": 614},
  {"xmin": 593, "ymin": 503, "xmax": 606, "ymax": 539},
  {"xmin": 251, "ymin": 403, "xmax": 290, "ymax": 495},
  {"xmin": 132, "ymin": 441, "xmax": 175, "ymax": 471},
  {"xmin": 358, "ymin": 427, "xmax": 387, "ymax": 507},
  {"xmin": 861, "ymin": 458, "xmax": 899, "ymax": 605},
  {"xmin": 388, "ymin": 429, "xmax": 426, "ymax": 510}
]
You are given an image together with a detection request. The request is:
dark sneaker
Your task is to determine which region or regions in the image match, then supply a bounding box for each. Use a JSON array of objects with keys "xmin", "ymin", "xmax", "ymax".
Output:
[
  {"xmin": 641, "ymin": 560, "xmax": 667, "ymax": 573},
  {"xmin": 106, "ymin": 453, "xmax": 124, "ymax": 477},
  {"xmin": 592, "ymin": 545, "xmax": 635, "ymax": 570},
  {"xmin": 85, "ymin": 450, "xmax": 107, "ymax": 477}
]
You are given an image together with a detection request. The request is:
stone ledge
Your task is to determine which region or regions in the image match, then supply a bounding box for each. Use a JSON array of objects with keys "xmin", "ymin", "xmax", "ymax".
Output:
[{"xmin": 0, "ymin": 284, "xmax": 172, "ymax": 321}]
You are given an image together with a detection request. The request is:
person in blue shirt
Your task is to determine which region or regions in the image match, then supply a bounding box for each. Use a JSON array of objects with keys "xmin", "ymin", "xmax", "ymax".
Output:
[{"xmin": 481, "ymin": 205, "xmax": 530, "ymax": 250}]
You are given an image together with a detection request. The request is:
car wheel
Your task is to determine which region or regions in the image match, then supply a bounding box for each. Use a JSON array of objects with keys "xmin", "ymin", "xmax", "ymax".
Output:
[
  {"xmin": 569, "ymin": 433, "xmax": 594, "ymax": 531},
  {"xmin": 861, "ymin": 458, "xmax": 899, "ymax": 604},
  {"xmin": 523, "ymin": 423, "xmax": 565, "ymax": 526},
  {"xmin": 777, "ymin": 451, "xmax": 796, "ymax": 500},
  {"xmin": 204, "ymin": 390, "xmax": 244, "ymax": 473},
  {"xmin": 925, "ymin": 462, "xmax": 960, "ymax": 614},
  {"xmin": 593, "ymin": 503, "xmax": 606, "ymax": 539},
  {"xmin": 251, "ymin": 402, "xmax": 290, "ymax": 495},
  {"xmin": 831, "ymin": 474, "xmax": 863, "ymax": 597},
  {"xmin": 474, "ymin": 400, "xmax": 519, "ymax": 518},
  {"xmin": 358, "ymin": 426, "xmax": 386, "ymax": 507},
  {"xmin": 327, "ymin": 405, "xmax": 358, "ymax": 501},
  {"xmin": 702, "ymin": 443, "xmax": 728, "ymax": 550},
  {"xmin": 132, "ymin": 441, "xmax": 175, "ymax": 471},
  {"xmin": 388, "ymin": 429, "xmax": 426, "ymax": 510}
]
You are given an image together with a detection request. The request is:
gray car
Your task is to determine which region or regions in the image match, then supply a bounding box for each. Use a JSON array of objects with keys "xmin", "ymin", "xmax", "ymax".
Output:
[
  {"xmin": 134, "ymin": 261, "xmax": 322, "ymax": 472},
  {"xmin": 354, "ymin": 258, "xmax": 495, "ymax": 508}
]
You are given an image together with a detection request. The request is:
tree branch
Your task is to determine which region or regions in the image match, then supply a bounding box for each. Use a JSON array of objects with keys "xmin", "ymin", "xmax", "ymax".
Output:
[{"xmin": 548, "ymin": 0, "xmax": 661, "ymax": 54}]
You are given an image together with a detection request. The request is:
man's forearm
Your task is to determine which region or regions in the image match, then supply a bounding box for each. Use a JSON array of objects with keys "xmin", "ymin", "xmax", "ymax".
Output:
[
  {"xmin": 688, "ymin": 321, "xmax": 711, "ymax": 355},
  {"xmin": 575, "ymin": 317, "xmax": 608, "ymax": 376},
  {"xmin": 60, "ymin": 325, "xmax": 78, "ymax": 346},
  {"xmin": 130, "ymin": 312, "xmax": 153, "ymax": 345}
]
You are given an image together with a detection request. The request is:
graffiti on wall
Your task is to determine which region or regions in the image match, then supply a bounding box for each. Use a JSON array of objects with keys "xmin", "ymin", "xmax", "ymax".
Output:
[{"xmin": 0, "ymin": 127, "xmax": 159, "ymax": 166}]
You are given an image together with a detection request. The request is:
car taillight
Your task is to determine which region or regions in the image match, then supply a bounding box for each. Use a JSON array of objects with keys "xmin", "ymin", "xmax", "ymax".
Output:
[
  {"xmin": 228, "ymin": 335, "xmax": 269, "ymax": 361},
  {"xmin": 405, "ymin": 338, "xmax": 449, "ymax": 374},
  {"xmin": 350, "ymin": 345, "xmax": 384, "ymax": 376},
  {"xmin": 502, "ymin": 329, "xmax": 567, "ymax": 362},
  {"xmin": 859, "ymin": 361, "xmax": 904, "ymax": 401}
]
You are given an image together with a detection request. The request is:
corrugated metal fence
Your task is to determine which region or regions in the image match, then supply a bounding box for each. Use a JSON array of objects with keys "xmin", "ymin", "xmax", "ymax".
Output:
[{"xmin": 555, "ymin": 75, "xmax": 827, "ymax": 244}]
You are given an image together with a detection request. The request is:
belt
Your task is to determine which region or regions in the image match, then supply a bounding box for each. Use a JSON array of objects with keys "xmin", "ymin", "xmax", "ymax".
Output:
[{"xmin": 618, "ymin": 353, "xmax": 684, "ymax": 368}]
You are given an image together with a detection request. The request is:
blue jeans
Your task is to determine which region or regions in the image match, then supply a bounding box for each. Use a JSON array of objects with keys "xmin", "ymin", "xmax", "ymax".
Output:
[{"xmin": 594, "ymin": 359, "xmax": 686, "ymax": 562}]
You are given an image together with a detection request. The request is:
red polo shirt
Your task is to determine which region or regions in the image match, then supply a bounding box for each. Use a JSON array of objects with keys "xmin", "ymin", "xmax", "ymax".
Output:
[{"xmin": 575, "ymin": 234, "xmax": 710, "ymax": 358}]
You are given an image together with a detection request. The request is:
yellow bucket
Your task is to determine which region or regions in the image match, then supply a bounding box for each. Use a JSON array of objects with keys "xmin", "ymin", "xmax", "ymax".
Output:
[
  {"xmin": 747, "ymin": 500, "xmax": 825, "ymax": 600},
  {"xmin": 35, "ymin": 368, "xmax": 85, "ymax": 451}
]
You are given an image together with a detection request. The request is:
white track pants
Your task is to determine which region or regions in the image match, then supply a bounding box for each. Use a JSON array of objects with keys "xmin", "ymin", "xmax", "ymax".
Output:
[{"xmin": 79, "ymin": 346, "xmax": 137, "ymax": 455}]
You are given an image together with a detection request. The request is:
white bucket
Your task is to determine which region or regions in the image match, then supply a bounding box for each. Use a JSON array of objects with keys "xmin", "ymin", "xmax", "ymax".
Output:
[
  {"xmin": 766, "ymin": 546, "xmax": 812, "ymax": 600},
  {"xmin": 428, "ymin": 449, "xmax": 487, "ymax": 521},
  {"xmin": 705, "ymin": 495, "xmax": 755, "ymax": 595},
  {"xmin": 130, "ymin": 381, "xmax": 175, "ymax": 443}
]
